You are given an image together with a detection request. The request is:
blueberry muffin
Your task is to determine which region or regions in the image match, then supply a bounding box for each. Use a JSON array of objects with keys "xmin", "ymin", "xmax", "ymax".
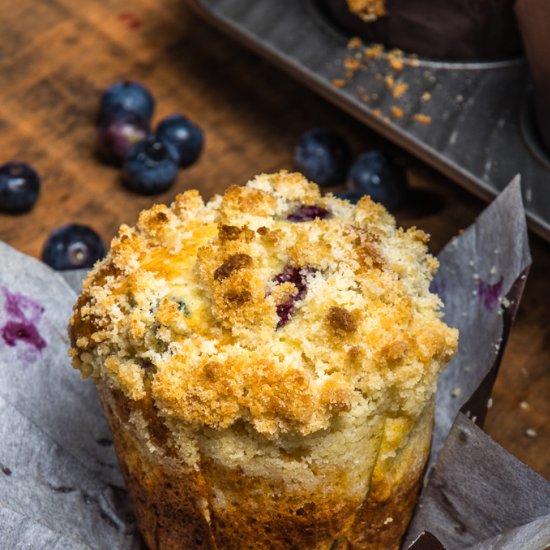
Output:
[{"xmin": 69, "ymin": 171, "xmax": 457, "ymax": 549}]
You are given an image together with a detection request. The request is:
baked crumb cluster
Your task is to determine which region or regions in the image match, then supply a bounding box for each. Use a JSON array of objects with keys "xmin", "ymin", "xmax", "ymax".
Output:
[
  {"xmin": 69, "ymin": 171, "xmax": 457, "ymax": 438},
  {"xmin": 346, "ymin": 0, "xmax": 387, "ymax": 21}
]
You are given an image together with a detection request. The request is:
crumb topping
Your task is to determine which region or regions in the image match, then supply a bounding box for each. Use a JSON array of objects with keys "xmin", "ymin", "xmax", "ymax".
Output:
[
  {"xmin": 69, "ymin": 171, "xmax": 457, "ymax": 438},
  {"xmin": 347, "ymin": 0, "xmax": 387, "ymax": 21},
  {"xmin": 213, "ymin": 253, "xmax": 253, "ymax": 281},
  {"xmin": 327, "ymin": 306, "xmax": 358, "ymax": 334}
]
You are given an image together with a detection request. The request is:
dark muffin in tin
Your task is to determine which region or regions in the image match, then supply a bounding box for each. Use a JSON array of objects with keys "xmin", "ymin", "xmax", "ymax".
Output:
[{"xmin": 318, "ymin": 0, "xmax": 523, "ymax": 61}]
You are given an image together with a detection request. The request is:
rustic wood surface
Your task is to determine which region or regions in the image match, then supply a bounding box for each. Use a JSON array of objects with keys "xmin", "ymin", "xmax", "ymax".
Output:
[{"xmin": 0, "ymin": 0, "xmax": 548, "ymax": 478}]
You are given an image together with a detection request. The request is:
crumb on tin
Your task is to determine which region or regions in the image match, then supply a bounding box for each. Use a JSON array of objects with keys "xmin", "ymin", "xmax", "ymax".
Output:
[
  {"xmin": 391, "ymin": 106, "xmax": 404, "ymax": 119},
  {"xmin": 411, "ymin": 113, "xmax": 432, "ymax": 125}
]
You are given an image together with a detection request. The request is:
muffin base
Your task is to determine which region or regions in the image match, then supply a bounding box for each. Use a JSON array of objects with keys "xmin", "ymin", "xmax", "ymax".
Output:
[{"xmin": 99, "ymin": 386, "xmax": 433, "ymax": 550}]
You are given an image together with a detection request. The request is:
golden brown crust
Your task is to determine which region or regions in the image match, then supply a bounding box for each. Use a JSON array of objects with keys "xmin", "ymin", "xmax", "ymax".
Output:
[
  {"xmin": 69, "ymin": 171, "xmax": 457, "ymax": 440},
  {"xmin": 105, "ymin": 420, "xmax": 214, "ymax": 548},
  {"xmin": 213, "ymin": 253, "xmax": 253, "ymax": 281},
  {"xmin": 100, "ymin": 385, "xmax": 434, "ymax": 550},
  {"xmin": 326, "ymin": 306, "xmax": 358, "ymax": 334},
  {"xmin": 348, "ymin": 407, "xmax": 433, "ymax": 548}
]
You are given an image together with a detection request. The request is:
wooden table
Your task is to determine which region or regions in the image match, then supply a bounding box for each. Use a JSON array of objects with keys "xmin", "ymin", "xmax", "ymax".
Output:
[{"xmin": 0, "ymin": 0, "xmax": 548, "ymax": 478}]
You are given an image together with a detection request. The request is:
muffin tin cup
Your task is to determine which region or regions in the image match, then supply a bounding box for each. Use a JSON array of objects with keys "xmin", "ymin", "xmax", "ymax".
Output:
[
  {"xmin": 316, "ymin": 0, "xmax": 523, "ymax": 62},
  {"xmin": 188, "ymin": 0, "xmax": 550, "ymax": 242}
]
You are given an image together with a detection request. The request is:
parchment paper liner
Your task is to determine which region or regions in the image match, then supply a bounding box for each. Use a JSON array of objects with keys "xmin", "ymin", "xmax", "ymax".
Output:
[{"xmin": 407, "ymin": 414, "xmax": 550, "ymax": 549}]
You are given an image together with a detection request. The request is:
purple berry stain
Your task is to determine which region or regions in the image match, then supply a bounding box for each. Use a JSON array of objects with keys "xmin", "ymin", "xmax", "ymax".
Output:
[
  {"xmin": 287, "ymin": 205, "xmax": 331, "ymax": 222},
  {"xmin": 271, "ymin": 266, "xmax": 313, "ymax": 328},
  {"xmin": 478, "ymin": 276, "xmax": 504, "ymax": 311},
  {"xmin": 0, "ymin": 288, "xmax": 46, "ymax": 358},
  {"xmin": 2, "ymin": 321, "xmax": 46, "ymax": 350}
]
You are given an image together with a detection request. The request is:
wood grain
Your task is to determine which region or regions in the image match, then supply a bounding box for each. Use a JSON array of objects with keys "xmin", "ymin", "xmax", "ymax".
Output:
[{"xmin": 0, "ymin": 0, "xmax": 547, "ymax": 478}]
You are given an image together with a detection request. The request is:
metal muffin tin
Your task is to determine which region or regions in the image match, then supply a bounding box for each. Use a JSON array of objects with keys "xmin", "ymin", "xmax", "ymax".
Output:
[{"xmin": 188, "ymin": 0, "xmax": 550, "ymax": 242}]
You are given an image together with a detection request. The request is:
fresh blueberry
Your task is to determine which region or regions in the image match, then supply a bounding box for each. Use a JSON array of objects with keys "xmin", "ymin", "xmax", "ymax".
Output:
[
  {"xmin": 42, "ymin": 224, "xmax": 106, "ymax": 271},
  {"xmin": 294, "ymin": 128, "xmax": 351, "ymax": 186},
  {"xmin": 347, "ymin": 151, "xmax": 408, "ymax": 211},
  {"xmin": 287, "ymin": 204, "xmax": 331, "ymax": 222},
  {"xmin": 0, "ymin": 162, "xmax": 40, "ymax": 214},
  {"xmin": 156, "ymin": 114, "xmax": 204, "ymax": 167},
  {"xmin": 271, "ymin": 265, "xmax": 313, "ymax": 328},
  {"xmin": 97, "ymin": 114, "xmax": 149, "ymax": 165},
  {"xmin": 335, "ymin": 190, "xmax": 363, "ymax": 204},
  {"xmin": 123, "ymin": 135, "xmax": 179, "ymax": 195},
  {"xmin": 99, "ymin": 81, "xmax": 155, "ymax": 124}
]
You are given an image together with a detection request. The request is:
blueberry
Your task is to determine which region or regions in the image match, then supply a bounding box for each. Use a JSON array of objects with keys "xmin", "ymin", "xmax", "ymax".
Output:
[
  {"xmin": 287, "ymin": 204, "xmax": 331, "ymax": 222},
  {"xmin": 42, "ymin": 224, "xmax": 106, "ymax": 271},
  {"xmin": 97, "ymin": 114, "xmax": 149, "ymax": 165},
  {"xmin": 99, "ymin": 81, "xmax": 155, "ymax": 124},
  {"xmin": 156, "ymin": 114, "xmax": 204, "ymax": 167},
  {"xmin": 271, "ymin": 265, "xmax": 313, "ymax": 328},
  {"xmin": 336, "ymin": 190, "xmax": 363, "ymax": 204},
  {"xmin": 347, "ymin": 151, "xmax": 408, "ymax": 211},
  {"xmin": 294, "ymin": 128, "xmax": 351, "ymax": 186},
  {"xmin": 0, "ymin": 162, "xmax": 40, "ymax": 214},
  {"xmin": 123, "ymin": 135, "xmax": 179, "ymax": 195}
]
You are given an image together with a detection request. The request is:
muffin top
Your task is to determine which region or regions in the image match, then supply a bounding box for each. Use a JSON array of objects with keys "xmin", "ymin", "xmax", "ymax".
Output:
[{"xmin": 69, "ymin": 171, "xmax": 457, "ymax": 438}]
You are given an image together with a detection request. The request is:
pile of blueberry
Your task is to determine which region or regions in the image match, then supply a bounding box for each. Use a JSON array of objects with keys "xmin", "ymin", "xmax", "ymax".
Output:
[
  {"xmin": 98, "ymin": 80, "xmax": 204, "ymax": 195},
  {"xmin": 294, "ymin": 128, "xmax": 408, "ymax": 211},
  {"xmin": 0, "ymin": 81, "xmax": 205, "ymax": 272}
]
